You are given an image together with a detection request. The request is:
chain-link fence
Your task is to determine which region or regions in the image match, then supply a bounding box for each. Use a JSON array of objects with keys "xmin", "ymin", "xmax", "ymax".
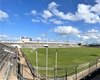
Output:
[{"xmin": 35, "ymin": 58, "xmax": 100, "ymax": 80}]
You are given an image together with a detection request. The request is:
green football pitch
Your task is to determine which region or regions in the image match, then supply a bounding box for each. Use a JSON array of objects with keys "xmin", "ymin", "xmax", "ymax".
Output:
[{"xmin": 22, "ymin": 47, "xmax": 100, "ymax": 77}]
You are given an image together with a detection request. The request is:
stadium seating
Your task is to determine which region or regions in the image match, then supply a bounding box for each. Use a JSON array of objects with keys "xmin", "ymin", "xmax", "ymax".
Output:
[
  {"xmin": 18, "ymin": 42, "xmax": 79, "ymax": 48},
  {"xmin": 0, "ymin": 43, "xmax": 18, "ymax": 79}
]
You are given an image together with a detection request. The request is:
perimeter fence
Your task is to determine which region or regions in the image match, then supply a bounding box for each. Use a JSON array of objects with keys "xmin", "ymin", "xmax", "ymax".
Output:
[{"xmin": 21, "ymin": 48, "xmax": 100, "ymax": 80}]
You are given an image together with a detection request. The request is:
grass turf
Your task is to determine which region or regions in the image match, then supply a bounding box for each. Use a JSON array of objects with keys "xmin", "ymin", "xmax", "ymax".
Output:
[{"xmin": 22, "ymin": 47, "xmax": 100, "ymax": 77}]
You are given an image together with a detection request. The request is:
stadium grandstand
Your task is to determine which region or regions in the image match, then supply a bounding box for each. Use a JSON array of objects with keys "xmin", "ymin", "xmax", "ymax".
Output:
[
  {"xmin": 0, "ymin": 39, "xmax": 79, "ymax": 48},
  {"xmin": 0, "ymin": 43, "xmax": 45, "ymax": 80},
  {"xmin": 1, "ymin": 0, "xmax": 100, "ymax": 79},
  {"xmin": 0, "ymin": 41, "xmax": 100, "ymax": 80}
]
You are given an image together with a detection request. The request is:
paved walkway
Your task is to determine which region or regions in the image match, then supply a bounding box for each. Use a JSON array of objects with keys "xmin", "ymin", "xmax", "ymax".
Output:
[{"xmin": 18, "ymin": 48, "xmax": 34, "ymax": 80}]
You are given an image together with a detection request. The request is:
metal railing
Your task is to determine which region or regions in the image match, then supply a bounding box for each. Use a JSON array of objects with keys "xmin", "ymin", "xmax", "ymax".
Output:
[
  {"xmin": 20, "ymin": 49, "xmax": 46, "ymax": 80},
  {"xmin": 42, "ymin": 58, "xmax": 100, "ymax": 80}
]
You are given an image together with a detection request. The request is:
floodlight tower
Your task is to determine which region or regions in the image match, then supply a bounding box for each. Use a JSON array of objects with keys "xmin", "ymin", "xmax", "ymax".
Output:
[
  {"xmin": 44, "ymin": 33, "xmax": 47, "ymax": 42},
  {"xmin": 36, "ymin": 49, "xmax": 38, "ymax": 78},
  {"xmin": 46, "ymin": 47, "xmax": 48, "ymax": 79},
  {"xmin": 67, "ymin": 35, "xmax": 68, "ymax": 43}
]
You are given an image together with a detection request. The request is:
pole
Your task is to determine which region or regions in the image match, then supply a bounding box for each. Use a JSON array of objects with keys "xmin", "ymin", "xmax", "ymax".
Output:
[
  {"xmin": 54, "ymin": 67, "xmax": 56, "ymax": 80},
  {"xmin": 96, "ymin": 59, "xmax": 98, "ymax": 69},
  {"xmin": 88, "ymin": 63, "xmax": 90, "ymax": 74},
  {"xmin": 36, "ymin": 49, "xmax": 38, "ymax": 78},
  {"xmin": 46, "ymin": 47, "xmax": 48, "ymax": 79},
  {"xmin": 67, "ymin": 35, "xmax": 68, "ymax": 43},
  {"xmin": 75, "ymin": 65, "xmax": 78, "ymax": 80},
  {"xmin": 45, "ymin": 33, "xmax": 47, "ymax": 42},
  {"xmin": 55, "ymin": 50, "xmax": 58, "ymax": 77},
  {"xmin": 65, "ymin": 69, "xmax": 67, "ymax": 80}
]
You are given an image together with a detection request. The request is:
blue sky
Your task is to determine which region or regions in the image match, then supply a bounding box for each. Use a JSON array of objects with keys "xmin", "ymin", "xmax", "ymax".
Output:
[{"xmin": 0, "ymin": 0, "xmax": 100, "ymax": 43}]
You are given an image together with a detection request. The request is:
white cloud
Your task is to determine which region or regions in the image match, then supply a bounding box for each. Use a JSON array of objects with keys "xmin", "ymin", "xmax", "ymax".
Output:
[
  {"xmin": 48, "ymin": 2, "xmax": 79, "ymax": 21},
  {"xmin": 88, "ymin": 29, "xmax": 98, "ymax": 33},
  {"xmin": 91, "ymin": 3, "xmax": 100, "ymax": 15},
  {"xmin": 0, "ymin": 34, "xmax": 20, "ymax": 40},
  {"xmin": 82, "ymin": 35, "xmax": 98, "ymax": 40},
  {"xmin": 48, "ymin": 2, "xmax": 58, "ymax": 10},
  {"xmin": 50, "ymin": 19, "xmax": 63, "ymax": 24},
  {"xmin": 86, "ymin": 29, "xmax": 99, "ymax": 39},
  {"xmin": 0, "ymin": 35, "xmax": 18, "ymax": 40},
  {"xmin": 48, "ymin": 2, "xmax": 66, "ymax": 19},
  {"xmin": 41, "ymin": 33, "xmax": 47, "ymax": 37},
  {"xmin": 25, "ymin": 10, "xmax": 37, "ymax": 16},
  {"xmin": 0, "ymin": 10, "xmax": 9, "ymax": 21},
  {"xmin": 78, "ymin": 29, "xmax": 100, "ymax": 42},
  {"xmin": 77, "ymin": 4, "xmax": 100, "ymax": 23},
  {"xmin": 96, "ymin": 0, "xmax": 100, "ymax": 3},
  {"xmin": 72, "ymin": 3, "xmax": 100, "ymax": 23},
  {"xmin": 0, "ymin": 34, "xmax": 7, "ymax": 38},
  {"xmin": 31, "ymin": 10, "xmax": 37, "ymax": 16},
  {"xmin": 32, "ymin": 19, "xmax": 40, "ymax": 22},
  {"xmin": 48, "ymin": 2, "xmax": 77, "ymax": 20},
  {"xmin": 54, "ymin": 26, "xmax": 80, "ymax": 35},
  {"xmin": 28, "ymin": 0, "xmax": 100, "ymax": 24},
  {"xmin": 90, "ymin": 35, "xmax": 98, "ymax": 39},
  {"xmin": 47, "ymin": 1, "xmax": 100, "ymax": 24},
  {"xmin": 82, "ymin": 36, "xmax": 90, "ymax": 40},
  {"xmin": 36, "ymin": 37, "xmax": 42, "ymax": 41},
  {"xmin": 42, "ymin": 10, "xmax": 53, "ymax": 19}
]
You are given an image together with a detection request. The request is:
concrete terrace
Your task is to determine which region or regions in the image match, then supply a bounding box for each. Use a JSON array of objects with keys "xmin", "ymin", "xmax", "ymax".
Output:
[{"xmin": 0, "ymin": 43, "xmax": 36, "ymax": 80}]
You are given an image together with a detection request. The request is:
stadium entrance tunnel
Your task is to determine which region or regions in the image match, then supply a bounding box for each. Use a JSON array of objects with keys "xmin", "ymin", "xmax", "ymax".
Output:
[{"xmin": 80, "ymin": 68, "xmax": 100, "ymax": 80}]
